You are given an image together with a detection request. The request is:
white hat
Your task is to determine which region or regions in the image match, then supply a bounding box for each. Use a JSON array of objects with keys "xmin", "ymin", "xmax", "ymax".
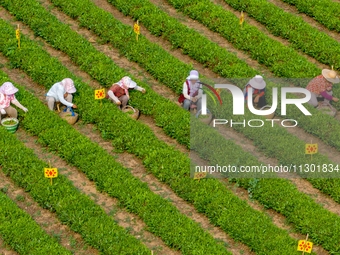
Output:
[
  {"xmin": 187, "ymin": 70, "xmax": 199, "ymax": 80},
  {"xmin": 322, "ymin": 69, "xmax": 339, "ymax": 84},
  {"xmin": 0, "ymin": 82, "xmax": 18, "ymax": 95},
  {"xmin": 248, "ymin": 75, "xmax": 266, "ymax": 90},
  {"xmin": 121, "ymin": 76, "xmax": 137, "ymax": 88}
]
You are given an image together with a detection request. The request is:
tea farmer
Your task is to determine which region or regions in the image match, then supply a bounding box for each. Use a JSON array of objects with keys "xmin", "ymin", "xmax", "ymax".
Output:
[
  {"xmin": 46, "ymin": 78, "xmax": 77, "ymax": 111},
  {"xmin": 178, "ymin": 70, "xmax": 203, "ymax": 112},
  {"xmin": 106, "ymin": 76, "xmax": 146, "ymax": 109},
  {"xmin": 0, "ymin": 82, "xmax": 28, "ymax": 119},
  {"xmin": 306, "ymin": 68, "xmax": 339, "ymax": 107},
  {"xmin": 244, "ymin": 75, "xmax": 267, "ymax": 108}
]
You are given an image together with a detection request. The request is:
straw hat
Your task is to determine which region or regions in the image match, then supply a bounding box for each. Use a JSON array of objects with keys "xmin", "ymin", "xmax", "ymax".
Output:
[
  {"xmin": 187, "ymin": 70, "xmax": 199, "ymax": 80},
  {"xmin": 0, "ymin": 82, "xmax": 18, "ymax": 95},
  {"xmin": 322, "ymin": 69, "xmax": 339, "ymax": 84},
  {"xmin": 248, "ymin": 75, "xmax": 266, "ymax": 90}
]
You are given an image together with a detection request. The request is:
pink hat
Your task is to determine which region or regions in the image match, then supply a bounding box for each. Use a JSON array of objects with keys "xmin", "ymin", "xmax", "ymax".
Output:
[
  {"xmin": 0, "ymin": 82, "xmax": 18, "ymax": 95},
  {"xmin": 61, "ymin": 78, "xmax": 76, "ymax": 93}
]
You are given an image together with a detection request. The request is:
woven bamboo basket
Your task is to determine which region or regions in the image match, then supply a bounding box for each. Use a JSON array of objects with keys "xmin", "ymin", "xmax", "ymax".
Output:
[
  {"xmin": 59, "ymin": 107, "xmax": 78, "ymax": 125},
  {"xmin": 317, "ymin": 103, "xmax": 337, "ymax": 117},
  {"xmin": 196, "ymin": 109, "xmax": 213, "ymax": 125},
  {"xmin": 258, "ymin": 105, "xmax": 275, "ymax": 119},
  {"xmin": 122, "ymin": 105, "xmax": 140, "ymax": 120}
]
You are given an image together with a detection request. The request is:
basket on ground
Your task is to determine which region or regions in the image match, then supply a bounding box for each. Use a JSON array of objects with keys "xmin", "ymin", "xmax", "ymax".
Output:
[
  {"xmin": 196, "ymin": 109, "xmax": 213, "ymax": 125},
  {"xmin": 122, "ymin": 105, "xmax": 140, "ymax": 120},
  {"xmin": 317, "ymin": 103, "xmax": 337, "ymax": 117},
  {"xmin": 258, "ymin": 105, "xmax": 275, "ymax": 119},
  {"xmin": 59, "ymin": 107, "xmax": 78, "ymax": 125},
  {"xmin": 1, "ymin": 117, "xmax": 19, "ymax": 133}
]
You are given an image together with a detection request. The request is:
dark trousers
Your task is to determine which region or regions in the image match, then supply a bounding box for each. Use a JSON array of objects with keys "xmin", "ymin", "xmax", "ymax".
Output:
[{"xmin": 256, "ymin": 95, "xmax": 266, "ymax": 108}]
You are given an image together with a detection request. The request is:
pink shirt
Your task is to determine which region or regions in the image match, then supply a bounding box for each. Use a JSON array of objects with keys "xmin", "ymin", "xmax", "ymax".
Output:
[{"xmin": 0, "ymin": 94, "xmax": 15, "ymax": 109}]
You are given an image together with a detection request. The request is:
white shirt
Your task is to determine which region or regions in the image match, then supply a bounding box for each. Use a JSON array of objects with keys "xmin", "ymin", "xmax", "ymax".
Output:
[
  {"xmin": 46, "ymin": 82, "xmax": 73, "ymax": 107},
  {"xmin": 182, "ymin": 80, "xmax": 203, "ymax": 100}
]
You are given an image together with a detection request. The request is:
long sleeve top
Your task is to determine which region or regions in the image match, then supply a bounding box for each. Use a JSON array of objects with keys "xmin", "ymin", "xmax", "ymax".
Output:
[
  {"xmin": 107, "ymin": 84, "xmax": 144, "ymax": 103},
  {"xmin": 46, "ymin": 82, "xmax": 73, "ymax": 107},
  {"xmin": 182, "ymin": 80, "xmax": 203, "ymax": 100},
  {"xmin": 0, "ymin": 93, "xmax": 26, "ymax": 111},
  {"xmin": 244, "ymin": 84, "xmax": 265, "ymax": 101},
  {"xmin": 306, "ymin": 75, "xmax": 333, "ymax": 100}
]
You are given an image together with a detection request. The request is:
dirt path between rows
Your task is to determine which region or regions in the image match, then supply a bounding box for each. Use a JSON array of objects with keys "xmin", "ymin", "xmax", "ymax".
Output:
[
  {"xmin": 0, "ymin": 8, "xmax": 189, "ymax": 154},
  {"xmin": 0, "ymin": 55, "xmax": 253, "ymax": 255},
  {"xmin": 94, "ymin": 0, "xmax": 272, "ymax": 78},
  {"xmin": 208, "ymin": 0, "xmax": 329, "ymax": 71},
  {"xmin": 216, "ymin": 123, "xmax": 340, "ymax": 216},
  {"xmin": 0, "ymin": 239, "xmax": 18, "ymax": 255},
  {"xmin": 0, "ymin": 3, "xmax": 334, "ymax": 253},
  {"xmin": 44, "ymin": 0, "xmax": 219, "ymax": 81},
  {"xmin": 0, "ymin": 170, "xmax": 99, "ymax": 255},
  {"xmin": 1, "ymin": 52, "xmax": 327, "ymax": 255},
  {"xmin": 13, "ymin": 129, "xmax": 178, "ymax": 255},
  {"xmin": 269, "ymin": 0, "xmax": 340, "ymax": 43}
]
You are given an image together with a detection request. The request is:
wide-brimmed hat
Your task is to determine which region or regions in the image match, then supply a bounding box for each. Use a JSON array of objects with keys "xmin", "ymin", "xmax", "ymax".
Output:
[
  {"xmin": 248, "ymin": 75, "xmax": 266, "ymax": 90},
  {"xmin": 0, "ymin": 82, "xmax": 19, "ymax": 95},
  {"xmin": 121, "ymin": 76, "xmax": 137, "ymax": 88},
  {"xmin": 322, "ymin": 69, "xmax": 339, "ymax": 84},
  {"xmin": 187, "ymin": 70, "xmax": 199, "ymax": 80},
  {"xmin": 61, "ymin": 78, "xmax": 76, "ymax": 93}
]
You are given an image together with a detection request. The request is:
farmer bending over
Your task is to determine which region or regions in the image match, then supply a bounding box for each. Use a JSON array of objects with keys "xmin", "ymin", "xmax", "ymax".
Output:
[
  {"xmin": 46, "ymin": 78, "xmax": 77, "ymax": 111},
  {"xmin": 106, "ymin": 76, "xmax": 145, "ymax": 109},
  {"xmin": 244, "ymin": 75, "xmax": 267, "ymax": 108},
  {"xmin": 0, "ymin": 82, "xmax": 28, "ymax": 119},
  {"xmin": 306, "ymin": 68, "xmax": 339, "ymax": 107}
]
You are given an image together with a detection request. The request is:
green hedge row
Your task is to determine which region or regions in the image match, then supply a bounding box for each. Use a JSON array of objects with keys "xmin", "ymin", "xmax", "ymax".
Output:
[
  {"xmin": 6, "ymin": 0, "xmax": 340, "ymax": 159},
  {"xmin": 141, "ymin": 0, "xmax": 321, "ymax": 77},
  {"xmin": 219, "ymin": 0, "xmax": 340, "ymax": 68},
  {"xmin": 102, "ymin": 0, "xmax": 340, "ymax": 149},
  {"xmin": 0, "ymin": 18, "xmax": 301, "ymax": 254},
  {"xmin": 1, "ymin": 0, "xmax": 338, "ymax": 251},
  {"xmin": 0, "ymin": 0, "xmax": 191, "ymax": 148},
  {"xmin": 280, "ymin": 0, "xmax": 340, "ymax": 33},
  {"xmin": 0, "ymin": 95, "xmax": 150, "ymax": 254},
  {"xmin": 194, "ymin": 93, "xmax": 340, "ymax": 252},
  {"xmin": 0, "ymin": 33, "xmax": 232, "ymax": 255},
  {"xmin": 0, "ymin": 190, "xmax": 71, "ymax": 254},
  {"xmin": 47, "ymin": 0, "xmax": 340, "ymax": 174},
  {"xmin": 1, "ymin": 0, "xmax": 340, "ymax": 252},
  {"xmin": 4, "ymin": 0, "xmax": 340, "ymax": 199}
]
